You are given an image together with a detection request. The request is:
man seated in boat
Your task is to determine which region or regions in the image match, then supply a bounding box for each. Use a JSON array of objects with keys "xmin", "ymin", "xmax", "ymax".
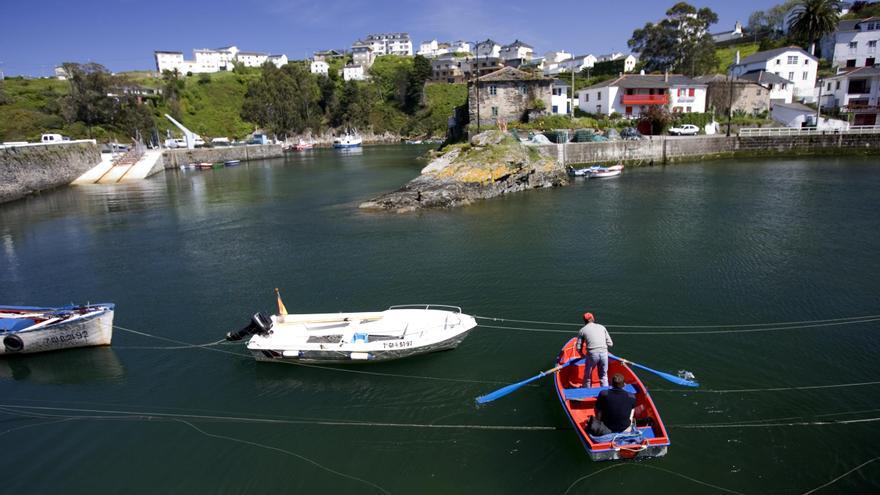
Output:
[{"xmin": 586, "ymin": 373, "xmax": 636, "ymax": 436}]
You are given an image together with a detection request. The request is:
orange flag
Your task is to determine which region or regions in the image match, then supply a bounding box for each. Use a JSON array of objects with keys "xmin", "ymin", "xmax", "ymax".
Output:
[{"xmin": 274, "ymin": 288, "xmax": 288, "ymax": 316}]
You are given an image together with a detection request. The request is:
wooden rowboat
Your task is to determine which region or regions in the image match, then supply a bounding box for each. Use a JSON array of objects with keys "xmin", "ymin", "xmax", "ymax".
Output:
[
  {"xmin": 0, "ymin": 304, "xmax": 115, "ymax": 356},
  {"xmin": 554, "ymin": 337, "xmax": 670, "ymax": 461}
]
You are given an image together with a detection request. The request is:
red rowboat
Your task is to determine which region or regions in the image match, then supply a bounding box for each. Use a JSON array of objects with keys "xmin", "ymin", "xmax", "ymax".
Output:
[{"xmin": 554, "ymin": 337, "xmax": 671, "ymax": 461}]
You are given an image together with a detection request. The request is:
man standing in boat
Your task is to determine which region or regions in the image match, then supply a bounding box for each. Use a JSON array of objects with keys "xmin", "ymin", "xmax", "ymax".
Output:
[{"xmin": 576, "ymin": 312, "xmax": 613, "ymax": 388}]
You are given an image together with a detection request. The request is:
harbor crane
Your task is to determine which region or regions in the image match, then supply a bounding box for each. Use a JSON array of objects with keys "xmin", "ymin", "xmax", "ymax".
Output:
[{"xmin": 164, "ymin": 114, "xmax": 202, "ymax": 149}]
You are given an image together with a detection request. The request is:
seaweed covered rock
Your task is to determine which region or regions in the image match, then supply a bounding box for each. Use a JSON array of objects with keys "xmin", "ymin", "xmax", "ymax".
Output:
[{"xmin": 360, "ymin": 131, "xmax": 567, "ymax": 212}]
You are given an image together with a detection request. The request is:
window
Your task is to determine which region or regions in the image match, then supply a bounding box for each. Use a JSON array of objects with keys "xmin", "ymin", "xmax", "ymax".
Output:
[
  {"xmin": 868, "ymin": 58, "xmax": 877, "ymax": 66},
  {"xmin": 597, "ymin": 91, "xmax": 602, "ymax": 100},
  {"xmin": 827, "ymin": 82, "xmax": 832, "ymax": 91},
  {"xmin": 847, "ymin": 59, "xmax": 857, "ymax": 67},
  {"xmin": 489, "ymin": 85, "xmax": 497, "ymax": 95},
  {"xmin": 775, "ymin": 59, "xmax": 781, "ymax": 65},
  {"xmin": 491, "ymin": 106, "xmax": 498, "ymax": 117},
  {"xmin": 552, "ymin": 105, "xmax": 558, "ymax": 113},
  {"xmin": 688, "ymin": 88, "xmax": 695, "ymax": 97},
  {"xmin": 585, "ymin": 93, "xmax": 590, "ymax": 102},
  {"xmin": 625, "ymin": 106, "xmax": 632, "ymax": 115},
  {"xmin": 597, "ymin": 105, "xmax": 602, "ymax": 113},
  {"xmin": 787, "ymin": 55, "xmax": 798, "ymax": 64},
  {"xmin": 850, "ymin": 41, "xmax": 858, "ymax": 49},
  {"xmin": 788, "ymin": 72, "xmax": 795, "ymax": 80},
  {"xmin": 836, "ymin": 81, "xmax": 841, "ymax": 90},
  {"xmin": 782, "ymin": 83, "xmax": 788, "ymax": 90},
  {"xmin": 686, "ymin": 106, "xmax": 692, "ymax": 113},
  {"xmin": 803, "ymin": 72, "xmax": 808, "ymax": 81}
]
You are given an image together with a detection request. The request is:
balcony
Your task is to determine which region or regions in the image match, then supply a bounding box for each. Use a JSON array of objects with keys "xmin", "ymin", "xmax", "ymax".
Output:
[{"xmin": 620, "ymin": 94, "xmax": 669, "ymax": 105}]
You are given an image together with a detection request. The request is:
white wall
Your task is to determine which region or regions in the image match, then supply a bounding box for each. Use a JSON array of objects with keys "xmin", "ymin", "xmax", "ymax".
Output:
[
  {"xmin": 832, "ymin": 25, "xmax": 880, "ymax": 69},
  {"xmin": 731, "ymin": 50, "xmax": 817, "ymax": 102}
]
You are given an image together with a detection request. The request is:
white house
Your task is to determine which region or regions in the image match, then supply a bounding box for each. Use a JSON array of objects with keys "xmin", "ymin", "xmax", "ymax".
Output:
[
  {"xmin": 622, "ymin": 55, "xmax": 638, "ymax": 73},
  {"xmin": 417, "ymin": 39, "xmax": 450, "ymax": 58},
  {"xmin": 737, "ymin": 70, "xmax": 794, "ymax": 103},
  {"xmin": 310, "ymin": 60, "xmax": 329, "ymax": 76},
  {"xmin": 729, "ymin": 46, "xmax": 818, "ymax": 102},
  {"xmin": 352, "ymin": 42, "xmax": 375, "ymax": 68},
  {"xmin": 550, "ymin": 80, "xmax": 574, "ymax": 115},
  {"xmin": 155, "ymin": 45, "xmax": 287, "ymax": 74},
  {"xmin": 449, "ymin": 41, "xmax": 472, "ymax": 54},
  {"xmin": 500, "ymin": 40, "xmax": 534, "ymax": 61},
  {"xmin": 771, "ymin": 101, "xmax": 849, "ymax": 129},
  {"xmin": 829, "ymin": 17, "xmax": 880, "ymax": 70},
  {"xmin": 711, "ymin": 21, "xmax": 744, "ymax": 44},
  {"xmin": 268, "ymin": 54, "xmax": 288, "ymax": 69},
  {"xmin": 820, "ymin": 65, "xmax": 880, "ymax": 125},
  {"xmin": 356, "ymin": 33, "xmax": 413, "ymax": 57},
  {"xmin": 577, "ymin": 74, "xmax": 707, "ymax": 118},
  {"xmin": 475, "ymin": 39, "xmax": 502, "ymax": 58},
  {"xmin": 343, "ymin": 64, "xmax": 367, "ymax": 81}
]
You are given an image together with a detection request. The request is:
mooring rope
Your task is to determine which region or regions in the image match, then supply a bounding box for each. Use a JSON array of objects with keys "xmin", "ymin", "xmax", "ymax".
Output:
[
  {"xmin": 477, "ymin": 316, "xmax": 880, "ymax": 336},
  {"xmin": 113, "ymin": 325, "xmax": 526, "ymax": 386},
  {"xmin": 651, "ymin": 380, "xmax": 880, "ymax": 394},
  {"xmin": 475, "ymin": 313, "xmax": 880, "ymax": 329}
]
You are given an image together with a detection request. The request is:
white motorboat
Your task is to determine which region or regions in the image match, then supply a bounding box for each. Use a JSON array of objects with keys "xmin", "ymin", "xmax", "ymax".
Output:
[
  {"xmin": 227, "ymin": 304, "xmax": 477, "ymax": 364},
  {"xmin": 590, "ymin": 164, "xmax": 624, "ymax": 179},
  {"xmin": 0, "ymin": 304, "xmax": 115, "ymax": 355},
  {"xmin": 333, "ymin": 131, "xmax": 363, "ymax": 149}
]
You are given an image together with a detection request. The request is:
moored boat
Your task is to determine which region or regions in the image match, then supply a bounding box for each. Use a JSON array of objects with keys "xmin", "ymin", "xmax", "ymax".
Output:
[
  {"xmin": 333, "ymin": 131, "xmax": 363, "ymax": 149},
  {"xmin": 224, "ymin": 159, "xmax": 241, "ymax": 166},
  {"xmin": 227, "ymin": 303, "xmax": 477, "ymax": 364},
  {"xmin": 0, "ymin": 304, "xmax": 115, "ymax": 355},
  {"xmin": 554, "ymin": 337, "xmax": 670, "ymax": 461},
  {"xmin": 291, "ymin": 139, "xmax": 315, "ymax": 151},
  {"xmin": 195, "ymin": 162, "xmax": 214, "ymax": 170},
  {"xmin": 589, "ymin": 164, "xmax": 624, "ymax": 179}
]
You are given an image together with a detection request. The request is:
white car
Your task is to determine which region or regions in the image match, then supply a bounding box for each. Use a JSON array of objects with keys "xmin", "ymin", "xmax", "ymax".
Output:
[{"xmin": 669, "ymin": 124, "xmax": 699, "ymax": 136}]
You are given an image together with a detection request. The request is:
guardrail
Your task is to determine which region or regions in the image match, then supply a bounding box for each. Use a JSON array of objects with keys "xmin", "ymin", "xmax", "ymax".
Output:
[
  {"xmin": 0, "ymin": 139, "xmax": 97, "ymax": 150},
  {"xmin": 738, "ymin": 126, "xmax": 880, "ymax": 136}
]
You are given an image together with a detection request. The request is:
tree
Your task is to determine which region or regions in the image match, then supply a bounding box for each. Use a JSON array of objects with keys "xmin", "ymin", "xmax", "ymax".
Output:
[
  {"xmin": 331, "ymin": 81, "xmax": 374, "ymax": 129},
  {"xmin": 404, "ymin": 55, "xmax": 432, "ymax": 113},
  {"xmin": 747, "ymin": 0, "xmax": 801, "ymax": 39},
  {"xmin": 628, "ymin": 2, "xmax": 719, "ymax": 76},
  {"xmin": 787, "ymin": 0, "xmax": 842, "ymax": 55},
  {"xmin": 161, "ymin": 69, "xmax": 185, "ymax": 121},
  {"xmin": 641, "ymin": 105, "xmax": 672, "ymax": 135},
  {"xmin": 241, "ymin": 63, "xmax": 322, "ymax": 138},
  {"xmin": 60, "ymin": 62, "xmax": 117, "ymax": 131}
]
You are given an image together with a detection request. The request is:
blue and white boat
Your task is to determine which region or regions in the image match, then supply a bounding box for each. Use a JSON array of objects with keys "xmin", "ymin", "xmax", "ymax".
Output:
[
  {"xmin": 333, "ymin": 130, "xmax": 363, "ymax": 149},
  {"xmin": 0, "ymin": 304, "xmax": 115, "ymax": 355}
]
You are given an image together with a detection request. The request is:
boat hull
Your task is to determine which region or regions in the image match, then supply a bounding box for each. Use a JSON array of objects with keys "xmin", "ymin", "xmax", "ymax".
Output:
[
  {"xmin": 245, "ymin": 307, "xmax": 476, "ymax": 364},
  {"xmin": 554, "ymin": 337, "xmax": 670, "ymax": 461},
  {"xmin": 332, "ymin": 143, "xmax": 362, "ymax": 148},
  {"xmin": 0, "ymin": 306, "xmax": 114, "ymax": 356}
]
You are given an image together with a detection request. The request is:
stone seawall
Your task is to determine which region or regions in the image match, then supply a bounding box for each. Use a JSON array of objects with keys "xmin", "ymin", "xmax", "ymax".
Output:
[
  {"xmin": 552, "ymin": 133, "xmax": 880, "ymax": 166},
  {"xmin": 162, "ymin": 144, "xmax": 283, "ymax": 169},
  {"xmin": 0, "ymin": 142, "xmax": 101, "ymax": 204}
]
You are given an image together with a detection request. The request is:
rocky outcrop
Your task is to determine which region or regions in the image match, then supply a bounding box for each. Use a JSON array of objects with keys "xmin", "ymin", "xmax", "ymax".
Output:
[{"xmin": 359, "ymin": 131, "xmax": 568, "ymax": 212}]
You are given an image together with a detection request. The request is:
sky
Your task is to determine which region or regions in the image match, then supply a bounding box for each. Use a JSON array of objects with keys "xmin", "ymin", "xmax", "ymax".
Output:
[{"xmin": 0, "ymin": 0, "xmax": 777, "ymax": 77}]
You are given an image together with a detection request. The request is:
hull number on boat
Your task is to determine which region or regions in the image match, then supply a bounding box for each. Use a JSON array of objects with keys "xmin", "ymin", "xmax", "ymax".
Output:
[
  {"xmin": 42, "ymin": 331, "xmax": 88, "ymax": 346},
  {"xmin": 382, "ymin": 340, "xmax": 413, "ymax": 349}
]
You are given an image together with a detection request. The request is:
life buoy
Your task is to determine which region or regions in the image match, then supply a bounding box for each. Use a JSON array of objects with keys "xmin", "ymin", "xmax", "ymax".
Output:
[{"xmin": 3, "ymin": 334, "xmax": 24, "ymax": 353}]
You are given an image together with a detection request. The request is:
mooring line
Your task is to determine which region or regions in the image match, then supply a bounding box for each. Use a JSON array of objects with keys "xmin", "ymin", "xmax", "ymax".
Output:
[
  {"xmin": 0, "ymin": 403, "xmax": 559, "ymax": 431},
  {"xmin": 113, "ymin": 325, "xmax": 518, "ymax": 386},
  {"xmin": 563, "ymin": 463, "xmax": 745, "ymax": 495},
  {"xmin": 478, "ymin": 317, "xmax": 880, "ymax": 336},
  {"xmin": 801, "ymin": 457, "xmax": 880, "ymax": 495},
  {"xmin": 651, "ymin": 379, "xmax": 880, "ymax": 394},
  {"xmin": 672, "ymin": 416, "xmax": 880, "ymax": 429},
  {"xmin": 475, "ymin": 313, "xmax": 880, "ymax": 329}
]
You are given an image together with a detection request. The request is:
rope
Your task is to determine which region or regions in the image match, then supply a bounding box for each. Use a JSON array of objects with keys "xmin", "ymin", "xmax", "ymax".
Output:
[
  {"xmin": 113, "ymin": 338, "xmax": 228, "ymax": 350},
  {"xmin": 563, "ymin": 463, "xmax": 745, "ymax": 495},
  {"xmin": 672, "ymin": 416, "xmax": 880, "ymax": 429},
  {"xmin": 477, "ymin": 316, "xmax": 880, "ymax": 336},
  {"xmin": 651, "ymin": 380, "xmax": 880, "ymax": 394},
  {"xmin": 0, "ymin": 403, "xmax": 559, "ymax": 431},
  {"xmin": 475, "ymin": 313, "xmax": 880, "ymax": 329},
  {"xmin": 801, "ymin": 457, "xmax": 880, "ymax": 495},
  {"xmin": 113, "ymin": 325, "xmax": 526, "ymax": 386}
]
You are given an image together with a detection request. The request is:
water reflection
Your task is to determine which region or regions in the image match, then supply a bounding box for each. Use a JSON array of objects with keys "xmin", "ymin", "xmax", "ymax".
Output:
[{"xmin": 0, "ymin": 347, "xmax": 125, "ymax": 384}]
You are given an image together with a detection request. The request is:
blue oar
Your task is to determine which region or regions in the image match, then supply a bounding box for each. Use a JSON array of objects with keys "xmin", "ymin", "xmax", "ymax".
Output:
[
  {"xmin": 476, "ymin": 357, "xmax": 584, "ymax": 405},
  {"xmin": 610, "ymin": 354, "xmax": 699, "ymax": 387}
]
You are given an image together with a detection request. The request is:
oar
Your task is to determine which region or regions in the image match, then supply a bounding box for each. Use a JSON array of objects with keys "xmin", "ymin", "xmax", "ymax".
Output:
[
  {"xmin": 476, "ymin": 357, "xmax": 584, "ymax": 405},
  {"xmin": 609, "ymin": 354, "xmax": 699, "ymax": 387}
]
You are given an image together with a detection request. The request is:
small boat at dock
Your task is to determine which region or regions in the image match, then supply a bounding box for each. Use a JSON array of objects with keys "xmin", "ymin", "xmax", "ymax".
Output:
[
  {"xmin": 224, "ymin": 160, "xmax": 241, "ymax": 166},
  {"xmin": 290, "ymin": 139, "xmax": 315, "ymax": 151},
  {"xmin": 195, "ymin": 162, "xmax": 214, "ymax": 170},
  {"xmin": 333, "ymin": 131, "xmax": 363, "ymax": 149},
  {"xmin": 554, "ymin": 337, "xmax": 670, "ymax": 461},
  {"xmin": 227, "ymin": 303, "xmax": 477, "ymax": 364},
  {"xmin": 590, "ymin": 164, "xmax": 624, "ymax": 179},
  {"xmin": 0, "ymin": 304, "xmax": 115, "ymax": 355}
]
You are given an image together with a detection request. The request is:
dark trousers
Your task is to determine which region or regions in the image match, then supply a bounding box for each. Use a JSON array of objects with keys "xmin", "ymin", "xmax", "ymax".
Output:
[{"xmin": 587, "ymin": 416, "xmax": 613, "ymax": 436}]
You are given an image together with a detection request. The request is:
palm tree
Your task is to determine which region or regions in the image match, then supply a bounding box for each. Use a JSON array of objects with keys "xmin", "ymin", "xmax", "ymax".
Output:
[{"xmin": 787, "ymin": 0, "xmax": 842, "ymax": 55}]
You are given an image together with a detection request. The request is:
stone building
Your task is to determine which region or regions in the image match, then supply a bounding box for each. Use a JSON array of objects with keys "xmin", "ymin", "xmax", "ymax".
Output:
[
  {"xmin": 696, "ymin": 75, "xmax": 772, "ymax": 115},
  {"xmin": 468, "ymin": 67, "xmax": 552, "ymax": 126}
]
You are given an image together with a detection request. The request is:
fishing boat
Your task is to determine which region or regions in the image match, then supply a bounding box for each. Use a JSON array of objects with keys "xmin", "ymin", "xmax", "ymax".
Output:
[
  {"xmin": 568, "ymin": 165, "xmax": 600, "ymax": 177},
  {"xmin": 224, "ymin": 159, "xmax": 241, "ymax": 167},
  {"xmin": 405, "ymin": 139, "xmax": 423, "ymax": 145},
  {"xmin": 291, "ymin": 139, "xmax": 315, "ymax": 151},
  {"xmin": 589, "ymin": 164, "xmax": 624, "ymax": 179},
  {"xmin": 553, "ymin": 337, "xmax": 670, "ymax": 461},
  {"xmin": 0, "ymin": 304, "xmax": 115, "ymax": 356},
  {"xmin": 226, "ymin": 302, "xmax": 477, "ymax": 364},
  {"xmin": 333, "ymin": 131, "xmax": 363, "ymax": 149},
  {"xmin": 195, "ymin": 162, "xmax": 214, "ymax": 170}
]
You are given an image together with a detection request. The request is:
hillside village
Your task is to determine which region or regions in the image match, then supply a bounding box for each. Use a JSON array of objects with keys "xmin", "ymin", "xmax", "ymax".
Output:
[{"xmin": 3, "ymin": 0, "xmax": 880, "ymax": 144}]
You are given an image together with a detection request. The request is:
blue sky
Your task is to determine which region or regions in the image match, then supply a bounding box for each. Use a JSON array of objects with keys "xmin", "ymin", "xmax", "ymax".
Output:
[{"xmin": 1, "ymin": 0, "xmax": 776, "ymax": 76}]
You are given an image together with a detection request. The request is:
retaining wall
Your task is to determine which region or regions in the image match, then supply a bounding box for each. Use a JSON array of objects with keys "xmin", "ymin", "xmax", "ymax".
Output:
[
  {"xmin": 162, "ymin": 144, "xmax": 283, "ymax": 169},
  {"xmin": 0, "ymin": 141, "xmax": 101, "ymax": 204},
  {"xmin": 552, "ymin": 133, "xmax": 880, "ymax": 166}
]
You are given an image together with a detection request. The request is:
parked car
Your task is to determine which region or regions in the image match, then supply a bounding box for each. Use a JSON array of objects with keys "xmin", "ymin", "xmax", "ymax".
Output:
[
  {"xmin": 211, "ymin": 137, "xmax": 231, "ymax": 146},
  {"xmin": 41, "ymin": 133, "xmax": 65, "ymax": 144},
  {"xmin": 620, "ymin": 127, "xmax": 643, "ymax": 140},
  {"xmin": 669, "ymin": 124, "xmax": 700, "ymax": 136}
]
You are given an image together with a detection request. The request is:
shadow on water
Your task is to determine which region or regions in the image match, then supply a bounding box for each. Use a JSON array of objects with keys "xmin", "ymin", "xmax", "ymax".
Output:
[{"xmin": 0, "ymin": 347, "xmax": 125, "ymax": 384}]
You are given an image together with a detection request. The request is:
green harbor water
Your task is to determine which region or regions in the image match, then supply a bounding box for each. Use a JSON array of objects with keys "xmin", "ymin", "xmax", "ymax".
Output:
[{"xmin": 1, "ymin": 146, "xmax": 879, "ymax": 494}]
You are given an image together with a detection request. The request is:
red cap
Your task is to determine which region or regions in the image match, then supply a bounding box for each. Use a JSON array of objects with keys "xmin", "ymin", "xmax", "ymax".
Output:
[{"xmin": 583, "ymin": 312, "xmax": 594, "ymax": 322}]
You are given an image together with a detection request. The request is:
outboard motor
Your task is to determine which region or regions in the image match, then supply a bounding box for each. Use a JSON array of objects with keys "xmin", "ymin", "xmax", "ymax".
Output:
[{"xmin": 226, "ymin": 312, "xmax": 273, "ymax": 341}]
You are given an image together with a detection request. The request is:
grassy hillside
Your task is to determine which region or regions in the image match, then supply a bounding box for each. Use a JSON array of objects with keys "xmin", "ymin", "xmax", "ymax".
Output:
[
  {"xmin": 713, "ymin": 42, "xmax": 760, "ymax": 74},
  {"xmin": 0, "ymin": 78, "xmax": 69, "ymax": 141}
]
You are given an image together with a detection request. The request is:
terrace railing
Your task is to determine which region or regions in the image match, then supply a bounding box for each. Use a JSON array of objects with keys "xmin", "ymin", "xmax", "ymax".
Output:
[{"xmin": 738, "ymin": 125, "xmax": 880, "ymax": 137}]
